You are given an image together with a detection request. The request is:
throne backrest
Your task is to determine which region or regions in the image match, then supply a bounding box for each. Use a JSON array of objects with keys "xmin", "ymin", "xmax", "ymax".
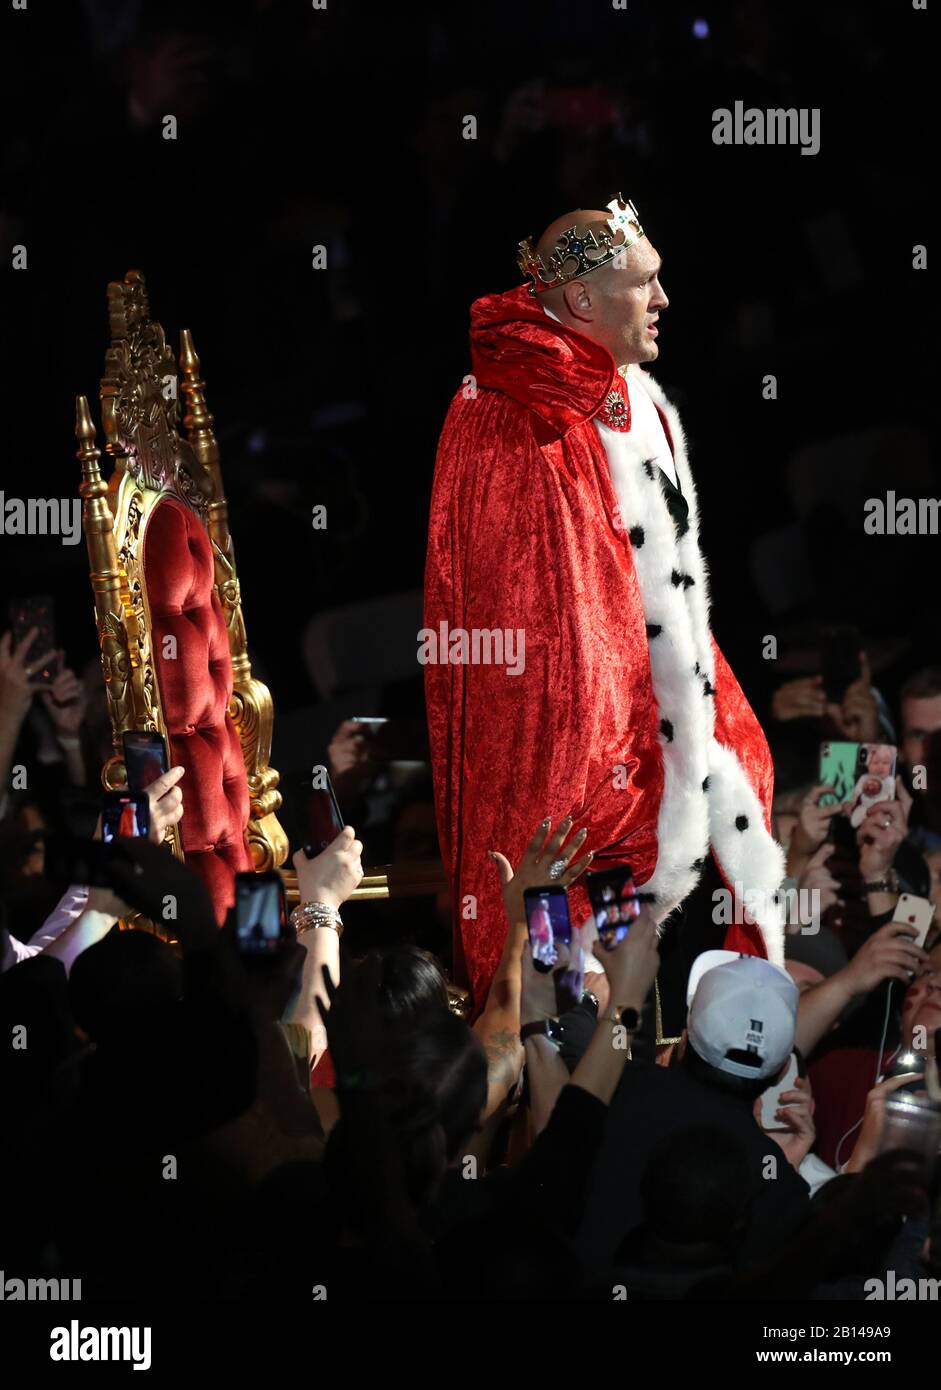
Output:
[{"xmin": 75, "ymin": 270, "xmax": 287, "ymax": 922}]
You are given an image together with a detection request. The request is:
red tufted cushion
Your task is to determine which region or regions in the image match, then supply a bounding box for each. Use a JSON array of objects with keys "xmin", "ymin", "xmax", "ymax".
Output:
[{"xmin": 143, "ymin": 497, "xmax": 253, "ymax": 922}]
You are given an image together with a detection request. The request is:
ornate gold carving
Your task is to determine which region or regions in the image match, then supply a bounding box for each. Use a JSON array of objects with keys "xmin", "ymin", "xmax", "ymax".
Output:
[{"xmin": 76, "ymin": 271, "xmax": 286, "ymax": 899}]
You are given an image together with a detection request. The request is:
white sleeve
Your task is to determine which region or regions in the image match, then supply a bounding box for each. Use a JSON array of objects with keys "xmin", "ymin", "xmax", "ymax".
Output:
[
  {"xmin": 2, "ymin": 933, "xmax": 41, "ymax": 969},
  {"xmin": 798, "ymin": 1151, "xmax": 838, "ymax": 1197},
  {"xmin": 24, "ymin": 884, "xmax": 90, "ymax": 951}
]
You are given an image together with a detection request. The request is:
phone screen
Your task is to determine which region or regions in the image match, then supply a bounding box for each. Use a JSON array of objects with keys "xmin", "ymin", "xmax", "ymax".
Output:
[
  {"xmin": 8, "ymin": 594, "xmax": 59, "ymax": 686},
  {"xmin": 123, "ymin": 730, "xmax": 170, "ymax": 794},
  {"xmin": 586, "ymin": 867, "xmax": 640, "ymax": 949},
  {"xmin": 101, "ymin": 792, "xmax": 150, "ymax": 843},
  {"xmin": 235, "ymin": 872, "xmax": 289, "ymax": 955},
  {"xmin": 524, "ymin": 886, "xmax": 572, "ymax": 968},
  {"xmin": 307, "ymin": 766, "xmax": 345, "ymax": 854}
]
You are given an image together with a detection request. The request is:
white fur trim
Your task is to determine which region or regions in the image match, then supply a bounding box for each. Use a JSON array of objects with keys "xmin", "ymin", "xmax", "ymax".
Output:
[{"xmin": 592, "ymin": 367, "xmax": 784, "ymax": 961}]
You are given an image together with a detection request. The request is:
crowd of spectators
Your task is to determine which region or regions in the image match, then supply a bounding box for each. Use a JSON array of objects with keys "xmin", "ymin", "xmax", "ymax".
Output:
[
  {"xmin": 3, "ymin": 616, "xmax": 941, "ymax": 1300},
  {"xmin": 1, "ymin": 0, "xmax": 937, "ymax": 1306}
]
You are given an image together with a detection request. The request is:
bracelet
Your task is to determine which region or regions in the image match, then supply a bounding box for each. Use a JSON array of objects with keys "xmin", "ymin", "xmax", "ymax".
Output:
[
  {"xmin": 863, "ymin": 871, "xmax": 899, "ymax": 895},
  {"xmin": 289, "ymin": 900, "xmax": 344, "ymax": 937}
]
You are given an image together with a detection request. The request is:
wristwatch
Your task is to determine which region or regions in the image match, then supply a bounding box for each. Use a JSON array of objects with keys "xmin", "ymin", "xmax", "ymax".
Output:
[{"xmin": 520, "ymin": 1018, "xmax": 563, "ymax": 1047}]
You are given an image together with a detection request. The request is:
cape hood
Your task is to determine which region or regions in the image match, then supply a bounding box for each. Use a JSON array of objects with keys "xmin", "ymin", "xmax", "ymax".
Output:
[{"xmin": 469, "ymin": 284, "xmax": 619, "ymax": 437}]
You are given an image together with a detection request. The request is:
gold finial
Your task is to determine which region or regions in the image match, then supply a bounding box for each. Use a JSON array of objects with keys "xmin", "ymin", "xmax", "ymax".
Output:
[
  {"xmin": 75, "ymin": 393, "xmax": 96, "ymax": 444},
  {"xmin": 75, "ymin": 395, "xmax": 103, "ymax": 485},
  {"xmin": 179, "ymin": 328, "xmax": 215, "ymax": 438},
  {"xmin": 180, "ymin": 327, "xmax": 199, "ymax": 377}
]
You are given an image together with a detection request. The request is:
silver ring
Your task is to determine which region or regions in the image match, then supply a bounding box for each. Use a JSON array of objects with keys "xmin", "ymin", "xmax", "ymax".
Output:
[{"xmin": 548, "ymin": 858, "xmax": 567, "ymax": 880}]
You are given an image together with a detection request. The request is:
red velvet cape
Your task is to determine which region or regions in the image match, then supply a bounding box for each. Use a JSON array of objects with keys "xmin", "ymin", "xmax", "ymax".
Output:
[{"xmin": 424, "ymin": 285, "xmax": 771, "ymax": 1008}]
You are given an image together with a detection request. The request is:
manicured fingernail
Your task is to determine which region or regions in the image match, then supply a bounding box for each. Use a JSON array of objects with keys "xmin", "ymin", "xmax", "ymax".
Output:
[
  {"xmin": 541, "ymin": 818, "xmax": 551, "ymax": 827},
  {"xmin": 575, "ymin": 828, "xmax": 588, "ymax": 840},
  {"xmin": 487, "ymin": 850, "xmax": 496, "ymax": 860}
]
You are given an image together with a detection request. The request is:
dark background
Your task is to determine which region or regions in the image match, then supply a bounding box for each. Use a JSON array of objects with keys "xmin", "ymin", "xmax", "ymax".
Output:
[{"xmin": 1, "ymin": 0, "xmax": 936, "ymax": 784}]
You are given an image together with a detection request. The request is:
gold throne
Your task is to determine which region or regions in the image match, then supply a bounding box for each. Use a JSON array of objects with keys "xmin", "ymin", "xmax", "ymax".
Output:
[
  {"xmin": 76, "ymin": 270, "xmax": 287, "ymax": 921},
  {"xmin": 75, "ymin": 269, "xmax": 456, "ymax": 997}
]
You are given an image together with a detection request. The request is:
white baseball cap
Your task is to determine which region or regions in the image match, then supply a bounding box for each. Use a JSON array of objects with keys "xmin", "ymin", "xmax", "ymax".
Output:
[
  {"xmin": 686, "ymin": 949, "xmax": 740, "ymax": 1006},
  {"xmin": 687, "ymin": 954, "xmax": 798, "ymax": 1080}
]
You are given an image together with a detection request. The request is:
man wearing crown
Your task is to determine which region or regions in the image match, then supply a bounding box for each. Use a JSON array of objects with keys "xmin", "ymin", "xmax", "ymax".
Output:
[{"xmin": 424, "ymin": 197, "xmax": 785, "ymax": 1028}]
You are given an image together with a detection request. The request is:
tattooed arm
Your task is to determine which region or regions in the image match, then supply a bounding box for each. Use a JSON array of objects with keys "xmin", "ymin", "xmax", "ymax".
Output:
[
  {"xmin": 472, "ymin": 917, "xmax": 526, "ymax": 1120},
  {"xmin": 473, "ymin": 818, "xmax": 594, "ymax": 1123}
]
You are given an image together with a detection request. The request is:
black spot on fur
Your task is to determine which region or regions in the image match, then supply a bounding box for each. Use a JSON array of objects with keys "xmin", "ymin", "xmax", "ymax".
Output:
[
  {"xmin": 642, "ymin": 459, "xmax": 656, "ymax": 480},
  {"xmin": 628, "ymin": 525, "xmax": 645, "ymax": 547},
  {"xmin": 691, "ymin": 857, "xmax": 706, "ymax": 873},
  {"xmin": 735, "ymin": 815, "xmax": 749, "ymax": 832},
  {"xmin": 671, "ymin": 569, "xmax": 683, "ymax": 587},
  {"xmin": 660, "ymin": 719, "xmax": 674, "ymax": 742},
  {"xmin": 682, "ymin": 574, "xmax": 695, "ymax": 590},
  {"xmin": 702, "ymin": 776, "xmax": 710, "ymax": 792},
  {"xmin": 646, "ymin": 623, "xmax": 662, "ymax": 639},
  {"xmin": 702, "ymin": 679, "xmax": 716, "ymax": 697}
]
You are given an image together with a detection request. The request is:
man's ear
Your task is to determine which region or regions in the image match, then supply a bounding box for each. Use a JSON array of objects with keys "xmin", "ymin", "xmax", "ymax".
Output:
[{"xmin": 562, "ymin": 277, "xmax": 594, "ymax": 322}]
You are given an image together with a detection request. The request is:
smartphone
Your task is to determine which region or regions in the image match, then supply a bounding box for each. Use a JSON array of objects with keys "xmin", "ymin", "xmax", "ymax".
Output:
[
  {"xmin": 820, "ymin": 625, "xmax": 861, "ymax": 704},
  {"xmin": 818, "ymin": 741, "xmax": 859, "ymax": 807},
  {"xmin": 892, "ymin": 894, "xmax": 935, "ymax": 949},
  {"xmin": 350, "ymin": 717, "xmax": 388, "ymax": 735},
  {"xmin": 234, "ymin": 871, "xmax": 290, "ymax": 956},
  {"xmin": 586, "ymin": 866, "xmax": 640, "ymax": 949},
  {"xmin": 523, "ymin": 885, "xmax": 572, "ymax": 972},
  {"xmin": 123, "ymin": 729, "xmax": 170, "ymax": 794},
  {"xmin": 882, "ymin": 1046, "xmax": 930, "ymax": 1098},
  {"xmin": 305, "ymin": 765, "xmax": 345, "ymax": 857},
  {"xmin": 101, "ymin": 791, "xmax": 150, "ymax": 843},
  {"xmin": 759, "ymin": 1050, "xmax": 800, "ymax": 1131},
  {"xmin": 847, "ymin": 742, "xmax": 897, "ymax": 828},
  {"xmin": 8, "ymin": 594, "xmax": 59, "ymax": 686},
  {"xmin": 523, "ymin": 884, "xmax": 583, "ymax": 1011}
]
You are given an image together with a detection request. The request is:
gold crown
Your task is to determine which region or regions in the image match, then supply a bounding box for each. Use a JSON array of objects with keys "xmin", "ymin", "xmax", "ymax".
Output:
[{"xmin": 518, "ymin": 194, "xmax": 645, "ymax": 296}]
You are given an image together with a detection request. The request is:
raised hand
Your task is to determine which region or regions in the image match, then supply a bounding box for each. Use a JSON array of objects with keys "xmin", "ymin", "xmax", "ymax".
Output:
[{"xmin": 490, "ymin": 815, "xmax": 593, "ymax": 927}]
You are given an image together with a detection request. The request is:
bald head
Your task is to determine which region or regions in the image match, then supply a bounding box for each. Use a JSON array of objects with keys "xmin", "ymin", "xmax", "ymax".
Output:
[{"xmin": 534, "ymin": 208, "xmax": 669, "ymax": 369}]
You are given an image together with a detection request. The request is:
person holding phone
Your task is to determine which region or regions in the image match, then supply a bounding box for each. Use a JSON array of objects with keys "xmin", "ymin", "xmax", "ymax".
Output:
[
  {"xmin": 0, "ymin": 628, "xmax": 89, "ymax": 816},
  {"xmin": 282, "ymin": 825, "xmax": 365, "ymax": 1070},
  {"xmin": 1, "ymin": 765, "xmax": 187, "ymax": 975}
]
